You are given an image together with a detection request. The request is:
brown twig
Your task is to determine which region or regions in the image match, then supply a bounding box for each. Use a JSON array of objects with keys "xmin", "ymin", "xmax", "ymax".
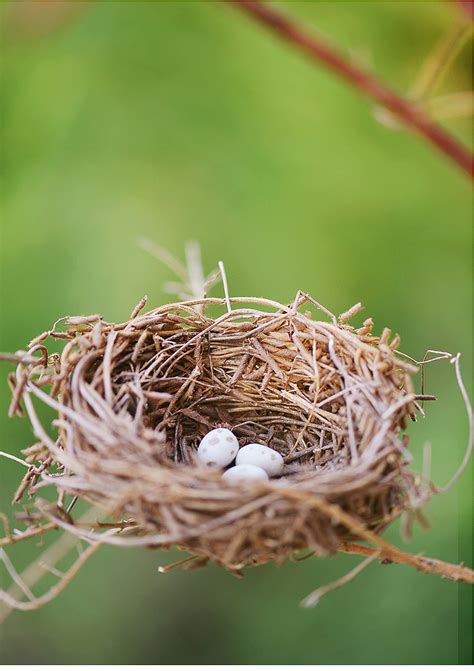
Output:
[
  {"xmin": 453, "ymin": 0, "xmax": 474, "ymax": 20},
  {"xmin": 338, "ymin": 541, "xmax": 474, "ymax": 584},
  {"xmin": 228, "ymin": 0, "xmax": 474, "ymax": 179},
  {"xmin": 0, "ymin": 522, "xmax": 57, "ymax": 547},
  {"xmin": 302, "ymin": 553, "xmax": 380, "ymax": 608}
]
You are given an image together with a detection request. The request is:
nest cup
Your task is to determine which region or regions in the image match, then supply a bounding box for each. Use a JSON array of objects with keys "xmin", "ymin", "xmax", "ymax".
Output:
[{"xmin": 9, "ymin": 292, "xmax": 426, "ymax": 571}]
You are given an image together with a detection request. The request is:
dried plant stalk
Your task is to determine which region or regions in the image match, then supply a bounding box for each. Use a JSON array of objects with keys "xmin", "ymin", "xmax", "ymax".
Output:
[{"xmin": 228, "ymin": 0, "xmax": 474, "ymax": 179}]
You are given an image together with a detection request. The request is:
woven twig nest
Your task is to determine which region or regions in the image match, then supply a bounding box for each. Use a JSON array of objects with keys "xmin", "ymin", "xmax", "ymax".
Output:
[
  {"xmin": 2, "ymin": 242, "xmax": 472, "ymax": 618},
  {"xmin": 7, "ymin": 290, "xmax": 429, "ymax": 572}
]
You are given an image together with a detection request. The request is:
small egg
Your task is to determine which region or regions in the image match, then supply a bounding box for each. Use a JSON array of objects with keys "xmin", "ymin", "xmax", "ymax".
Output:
[
  {"xmin": 236, "ymin": 443, "xmax": 284, "ymax": 477},
  {"xmin": 222, "ymin": 464, "xmax": 269, "ymax": 484},
  {"xmin": 196, "ymin": 428, "xmax": 239, "ymax": 468}
]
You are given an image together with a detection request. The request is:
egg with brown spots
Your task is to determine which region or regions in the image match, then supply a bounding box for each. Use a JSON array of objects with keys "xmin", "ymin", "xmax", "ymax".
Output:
[
  {"xmin": 236, "ymin": 443, "xmax": 284, "ymax": 477},
  {"xmin": 222, "ymin": 463, "xmax": 269, "ymax": 484},
  {"xmin": 196, "ymin": 428, "xmax": 239, "ymax": 468}
]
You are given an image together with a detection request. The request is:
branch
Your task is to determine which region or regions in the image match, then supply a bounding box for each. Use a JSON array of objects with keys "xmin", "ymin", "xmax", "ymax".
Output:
[
  {"xmin": 452, "ymin": 0, "xmax": 474, "ymax": 20},
  {"xmin": 338, "ymin": 542, "xmax": 474, "ymax": 584},
  {"xmin": 0, "ymin": 523, "xmax": 57, "ymax": 547},
  {"xmin": 228, "ymin": 0, "xmax": 474, "ymax": 180},
  {"xmin": 283, "ymin": 489, "xmax": 474, "ymax": 586},
  {"xmin": 0, "ymin": 543, "xmax": 100, "ymax": 616}
]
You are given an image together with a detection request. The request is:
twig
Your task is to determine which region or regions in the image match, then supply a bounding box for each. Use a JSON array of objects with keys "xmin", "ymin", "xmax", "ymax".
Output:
[
  {"xmin": 218, "ymin": 261, "xmax": 232, "ymax": 313},
  {"xmin": 0, "ymin": 543, "xmax": 100, "ymax": 614},
  {"xmin": 0, "ymin": 451, "xmax": 30, "ymax": 468},
  {"xmin": 439, "ymin": 353, "xmax": 473, "ymax": 492},
  {"xmin": 0, "ymin": 549, "xmax": 36, "ymax": 601},
  {"xmin": 158, "ymin": 554, "xmax": 201, "ymax": 573},
  {"xmin": 283, "ymin": 488, "xmax": 474, "ymax": 585},
  {"xmin": 137, "ymin": 237, "xmax": 188, "ymax": 282},
  {"xmin": 0, "ymin": 508, "xmax": 99, "ymax": 622},
  {"xmin": 453, "ymin": 0, "xmax": 474, "ymax": 20},
  {"xmin": 185, "ymin": 240, "xmax": 207, "ymax": 302},
  {"xmin": 302, "ymin": 553, "xmax": 379, "ymax": 608},
  {"xmin": 0, "ymin": 522, "xmax": 56, "ymax": 547},
  {"xmin": 338, "ymin": 542, "xmax": 474, "ymax": 584},
  {"xmin": 0, "ymin": 352, "xmax": 40, "ymax": 365},
  {"xmin": 228, "ymin": 0, "xmax": 474, "ymax": 179}
]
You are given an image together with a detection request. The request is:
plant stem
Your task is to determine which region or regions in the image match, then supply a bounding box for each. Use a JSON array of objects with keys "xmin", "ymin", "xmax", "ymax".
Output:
[
  {"xmin": 453, "ymin": 0, "xmax": 474, "ymax": 20},
  {"xmin": 228, "ymin": 0, "xmax": 474, "ymax": 180},
  {"xmin": 338, "ymin": 542, "xmax": 474, "ymax": 583}
]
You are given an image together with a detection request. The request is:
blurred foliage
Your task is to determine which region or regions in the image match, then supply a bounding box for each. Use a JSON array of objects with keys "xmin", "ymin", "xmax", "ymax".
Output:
[{"xmin": 0, "ymin": 1, "xmax": 472, "ymax": 664}]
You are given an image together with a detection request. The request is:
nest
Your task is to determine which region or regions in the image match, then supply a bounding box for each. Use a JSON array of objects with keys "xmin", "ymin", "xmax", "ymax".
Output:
[{"xmin": 5, "ymin": 290, "xmax": 431, "ymax": 572}]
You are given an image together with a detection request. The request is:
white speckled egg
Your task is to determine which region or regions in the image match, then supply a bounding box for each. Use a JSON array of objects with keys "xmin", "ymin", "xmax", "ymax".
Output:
[
  {"xmin": 196, "ymin": 428, "xmax": 239, "ymax": 468},
  {"xmin": 222, "ymin": 464, "xmax": 269, "ymax": 484},
  {"xmin": 236, "ymin": 443, "xmax": 284, "ymax": 477}
]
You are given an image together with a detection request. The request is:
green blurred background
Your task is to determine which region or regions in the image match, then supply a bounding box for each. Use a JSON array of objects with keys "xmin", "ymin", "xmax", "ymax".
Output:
[{"xmin": 0, "ymin": 0, "xmax": 472, "ymax": 664}]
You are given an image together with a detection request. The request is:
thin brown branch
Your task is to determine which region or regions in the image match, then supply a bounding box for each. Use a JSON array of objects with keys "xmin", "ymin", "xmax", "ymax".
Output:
[
  {"xmin": 302, "ymin": 553, "xmax": 379, "ymax": 608},
  {"xmin": 452, "ymin": 0, "xmax": 474, "ymax": 20},
  {"xmin": 228, "ymin": 0, "xmax": 474, "ymax": 180},
  {"xmin": 0, "ymin": 522, "xmax": 57, "ymax": 547},
  {"xmin": 0, "ymin": 543, "xmax": 100, "ymax": 616},
  {"xmin": 282, "ymin": 488, "xmax": 474, "ymax": 585},
  {"xmin": 338, "ymin": 541, "xmax": 474, "ymax": 584},
  {"xmin": 0, "ymin": 508, "xmax": 102, "ymax": 622}
]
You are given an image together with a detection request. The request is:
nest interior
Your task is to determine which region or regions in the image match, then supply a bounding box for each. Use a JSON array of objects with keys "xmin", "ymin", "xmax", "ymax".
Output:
[{"xmin": 9, "ymin": 294, "xmax": 424, "ymax": 570}]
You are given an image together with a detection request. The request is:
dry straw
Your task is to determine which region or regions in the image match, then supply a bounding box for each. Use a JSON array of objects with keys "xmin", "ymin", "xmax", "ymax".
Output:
[{"xmin": 0, "ymin": 243, "xmax": 472, "ymax": 617}]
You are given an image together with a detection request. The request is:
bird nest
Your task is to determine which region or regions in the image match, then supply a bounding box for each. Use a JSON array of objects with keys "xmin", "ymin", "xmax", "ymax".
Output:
[
  {"xmin": 1, "ymin": 256, "xmax": 472, "ymax": 614},
  {"xmin": 5, "ymin": 292, "xmax": 428, "ymax": 567}
]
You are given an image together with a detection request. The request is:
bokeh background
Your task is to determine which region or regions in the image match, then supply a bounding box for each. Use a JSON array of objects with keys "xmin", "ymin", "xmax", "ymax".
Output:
[{"xmin": 0, "ymin": 0, "xmax": 472, "ymax": 664}]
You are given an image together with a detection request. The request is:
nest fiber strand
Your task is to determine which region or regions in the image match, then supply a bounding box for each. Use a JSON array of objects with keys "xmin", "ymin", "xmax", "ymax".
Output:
[{"xmin": 7, "ymin": 293, "xmax": 427, "ymax": 570}]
